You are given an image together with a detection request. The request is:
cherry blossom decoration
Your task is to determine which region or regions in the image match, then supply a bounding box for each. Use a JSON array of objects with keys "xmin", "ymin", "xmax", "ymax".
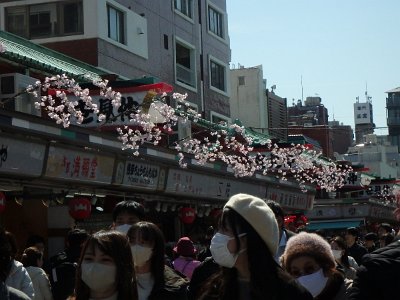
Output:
[{"xmin": 23, "ymin": 74, "xmax": 352, "ymax": 192}]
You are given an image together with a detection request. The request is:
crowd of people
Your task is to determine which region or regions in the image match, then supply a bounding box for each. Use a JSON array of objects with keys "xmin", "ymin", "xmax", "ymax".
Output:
[{"xmin": 1, "ymin": 194, "xmax": 400, "ymax": 300}]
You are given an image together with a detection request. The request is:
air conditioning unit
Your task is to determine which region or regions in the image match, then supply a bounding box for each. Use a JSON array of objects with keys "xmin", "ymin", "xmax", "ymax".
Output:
[{"xmin": 0, "ymin": 73, "xmax": 41, "ymax": 116}]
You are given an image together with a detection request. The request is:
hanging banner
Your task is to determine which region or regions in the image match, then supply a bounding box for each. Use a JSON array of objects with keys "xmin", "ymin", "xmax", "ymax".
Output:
[
  {"xmin": 266, "ymin": 187, "xmax": 314, "ymax": 210},
  {"xmin": 45, "ymin": 145, "xmax": 114, "ymax": 184},
  {"xmin": 165, "ymin": 169, "xmax": 266, "ymax": 200},
  {"xmin": 0, "ymin": 135, "xmax": 46, "ymax": 176}
]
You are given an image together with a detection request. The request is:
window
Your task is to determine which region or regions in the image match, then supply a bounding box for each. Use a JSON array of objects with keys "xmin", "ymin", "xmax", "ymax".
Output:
[
  {"xmin": 208, "ymin": 55, "xmax": 229, "ymax": 95},
  {"xmin": 174, "ymin": 0, "xmax": 193, "ymax": 19},
  {"xmin": 5, "ymin": 1, "xmax": 83, "ymax": 39},
  {"xmin": 175, "ymin": 39, "xmax": 196, "ymax": 88},
  {"xmin": 238, "ymin": 76, "xmax": 245, "ymax": 86},
  {"xmin": 210, "ymin": 59, "xmax": 226, "ymax": 92},
  {"xmin": 107, "ymin": 5, "xmax": 125, "ymax": 44},
  {"xmin": 208, "ymin": 5, "xmax": 224, "ymax": 38},
  {"xmin": 29, "ymin": 4, "xmax": 52, "ymax": 38}
]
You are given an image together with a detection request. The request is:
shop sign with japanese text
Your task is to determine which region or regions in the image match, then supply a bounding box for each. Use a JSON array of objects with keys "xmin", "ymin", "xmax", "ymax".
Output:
[
  {"xmin": 267, "ymin": 187, "xmax": 314, "ymax": 210},
  {"xmin": 121, "ymin": 161, "xmax": 160, "ymax": 190},
  {"xmin": 165, "ymin": 169, "xmax": 266, "ymax": 200},
  {"xmin": 0, "ymin": 135, "xmax": 45, "ymax": 176},
  {"xmin": 45, "ymin": 145, "xmax": 114, "ymax": 184}
]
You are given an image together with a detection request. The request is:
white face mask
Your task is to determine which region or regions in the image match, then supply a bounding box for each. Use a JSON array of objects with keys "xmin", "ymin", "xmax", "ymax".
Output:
[
  {"xmin": 297, "ymin": 268, "xmax": 328, "ymax": 297},
  {"xmin": 81, "ymin": 262, "xmax": 116, "ymax": 293},
  {"xmin": 332, "ymin": 249, "xmax": 342, "ymax": 260},
  {"xmin": 210, "ymin": 232, "xmax": 246, "ymax": 268},
  {"xmin": 131, "ymin": 244, "xmax": 153, "ymax": 267},
  {"xmin": 115, "ymin": 224, "xmax": 132, "ymax": 235}
]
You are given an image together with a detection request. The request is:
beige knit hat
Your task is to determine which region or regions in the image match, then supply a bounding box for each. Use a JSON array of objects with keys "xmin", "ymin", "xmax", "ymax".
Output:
[{"xmin": 225, "ymin": 193, "xmax": 279, "ymax": 255}]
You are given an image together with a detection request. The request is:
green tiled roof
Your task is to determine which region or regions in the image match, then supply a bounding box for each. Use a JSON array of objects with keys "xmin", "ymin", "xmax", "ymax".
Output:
[{"xmin": 0, "ymin": 30, "xmax": 109, "ymax": 81}]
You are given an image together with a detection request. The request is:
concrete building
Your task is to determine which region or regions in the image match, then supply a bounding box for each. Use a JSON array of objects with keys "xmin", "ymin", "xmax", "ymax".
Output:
[
  {"xmin": 230, "ymin": 64, "xmax": 287, "ymax": 141},
  {"xmin": 329, "ymin": 120, "xmax": 354, "ymax": 155},
  {"xmin": 288, "ymin": 97, "xmax": 329, "ymax": 126},
  {"xmin": 354, "ymin": 92, "xmax": 374, "ymax": 144},
  {"xmin": 341, "ymin": 134, "xmax": 400, "ymax": 179},
  {"xmin": 0, "ymin": 0, "xmax": 231, "ymax": 121},
  {"xmin": 386, "ymin": 87, "xmax": 400, "ymax": 150}
]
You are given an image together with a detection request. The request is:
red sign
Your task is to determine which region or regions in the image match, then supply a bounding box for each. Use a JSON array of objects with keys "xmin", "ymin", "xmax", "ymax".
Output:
[
  {"xmin": 179, "ymin": 207, "xmax": 196, "ymax": 224},
  {"xmin": 69, "ymin": 197, "xmax": 91, "ymax": 220}
]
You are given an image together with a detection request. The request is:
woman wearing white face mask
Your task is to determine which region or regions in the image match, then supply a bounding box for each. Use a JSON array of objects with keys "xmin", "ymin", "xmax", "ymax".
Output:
[
  {"xmin": 127, "ymin": 222, "xmax": 188, "ymax": 300},
  {"xmin": 330, "ymin": 236, "xmax": 358, "ymax": 280},
  {"xmin": 197, "ymin": 193, "xmax": 312, "ymax": 300},
  {"xmin": 281, "ymin": 232, "xmax": 352, "ymax": 300},
  {"xmin": 70, "ymin": 230, "xmax": 137, "ymax": 300}
]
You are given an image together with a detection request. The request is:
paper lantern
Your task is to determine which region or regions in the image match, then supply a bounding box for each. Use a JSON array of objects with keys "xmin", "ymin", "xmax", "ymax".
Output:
[
  {"xmin": 0, "ymin": 192, "xmax": 5, "ymax": 213},
  {"xmin": 69, "ymin": 197, "xmax": 91, "ymax": 220},
  {"xmin": 179, "ymin": 207, "xmax": 196, "ymax": 224},
  {"xmin": 210, "ymin": 208, "xmax": 222, "ymax": 219}
]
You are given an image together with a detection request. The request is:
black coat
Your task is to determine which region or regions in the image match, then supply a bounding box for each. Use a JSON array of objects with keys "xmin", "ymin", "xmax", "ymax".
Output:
[
  {"xmin": 148, "ymin": 265, "xmax": 189, "ymax": 300},
  {"xmin": 347, "ymin": 243, "xmax": 368, "ymax": 265},
  {"xmin": 348, "ymin": 240, "xmax": 400, "ymax": 300}
]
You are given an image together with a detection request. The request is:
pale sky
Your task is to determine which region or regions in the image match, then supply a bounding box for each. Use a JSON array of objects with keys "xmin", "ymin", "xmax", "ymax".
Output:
[{"xmin": 227, "ymin": 0, "xmax": 400, "ymax": 135}]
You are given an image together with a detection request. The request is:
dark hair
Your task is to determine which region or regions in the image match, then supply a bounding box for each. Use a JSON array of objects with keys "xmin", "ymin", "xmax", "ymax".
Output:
[
  {"xmin": 127, "ymin": 222, "xmax": 165, "ymax": 297},
  {"xmin": 199, "ymin": 208, "xmax": 291, "ymax": 300},
  {"xmin": 112, "ymin": 200, "xmax": 145, "ymax": 222},
  {"xmin": 346, "ymin": 227, "xmax": 359, "ymax": 238},
  {"xmin": 265, "ymin": 200, "xmax": 284, "ymax": 220},
  {"xmin": 380, "ymin": 233, "xmax": 394, "ymax": 247},
  {"xmin": 5, "ymin": 231, "xmax": 18, "ymax": 259},
  {"xmin": 0, "ymin": 228, "xmax": 12, "ymax": 281},
  {"xmin": 67, "ymin": 229, "xmax": 89, "ymax": 249},
  {"xmin": 21, "ymin": 247, "xmax": 43, "ymax": 267},
  {"xmin": 379, "ymin": 223, "xmax": 392, "ymax": 233},
  {"xmin": 330, "ymin": 236, "xmax": 350, "ymax": 268},
  {"xmin": 26, "ymin": 235, "xmax": 45, "ymax": 248},
  {"xmin": 74, "ymin": 231, "xmax": 137, "ymax": 300}
]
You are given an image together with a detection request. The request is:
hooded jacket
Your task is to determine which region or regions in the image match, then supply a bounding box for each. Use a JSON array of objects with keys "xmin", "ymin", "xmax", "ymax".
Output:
[
  {"xmin": 26, "ymin": 266, "xmax": 53, "ymax": 300},
  {"xmin": 5, "ymin": 260, "xmax": 34, "ymax": 299}
]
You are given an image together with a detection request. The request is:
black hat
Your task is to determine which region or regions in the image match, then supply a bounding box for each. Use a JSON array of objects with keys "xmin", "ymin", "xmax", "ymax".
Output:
[
  {"xmin": 346, "ymin": 227, "xmax": 359, "ymax": 237},
  {"xmin": 364, "ymin": 232, "xmax": 377, "ymax": 241}
]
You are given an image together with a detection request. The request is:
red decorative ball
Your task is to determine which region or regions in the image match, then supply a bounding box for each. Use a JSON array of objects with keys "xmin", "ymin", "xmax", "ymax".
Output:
[
  {"xmin": 69, "ymin": 197, "xmax": 91, "ymax": 220},
  {"xmin": 179, "ymin": 207, "xmax": 196, "ymax": 224}
]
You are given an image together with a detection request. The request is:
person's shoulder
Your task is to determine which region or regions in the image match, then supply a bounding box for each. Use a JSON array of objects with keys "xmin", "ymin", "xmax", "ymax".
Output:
[
  {"xmin": 284, "ymin": 229, "xmax": 297, "ymax": 240},
  {"xmin": 164, "ymin": 265, "xmax": 189, "ymax": 287},
  {"xmin": 361, "ymin": 241, "xmax": 400, "ymax": 268},
  {"xmin": 7, "ymin": 286, "xmax": 31, "ymax": 300},
  {"xmin": 279, "ymin": 276, "xmax": 313, "ymax": 299}
]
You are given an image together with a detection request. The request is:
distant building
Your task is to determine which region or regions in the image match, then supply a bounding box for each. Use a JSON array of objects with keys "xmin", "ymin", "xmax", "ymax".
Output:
[
  {"xmin": 328, "ymin": 120, "xmax": 354, "ymax": 155},
  {"xmin": 288, "ymin": 125, "xmax": 333, "ymax": 158},
  {"xmin": 230, "ymin": 65, "xmax": 288, "ymax": 141},
  {"xmin": 354, "ymin": 92, "xmax": 374, "ymax": 144},
  {"xmin": 386, "ymin": 87, "xmax": 400, "ymax": 150},
  {"xmin": 267, "ymin": 89, "xmax": 287, "ymax": 141},
  {"xmin": 288, "ymin": 97, "xmax": 329, "ymax": 126},
  {"xmin": 341, "ymin": 134, "xmax": 400, "ymax": 179}
]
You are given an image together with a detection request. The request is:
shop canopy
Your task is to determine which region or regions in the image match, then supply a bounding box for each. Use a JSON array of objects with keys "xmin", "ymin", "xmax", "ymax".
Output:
[
  {"xmin": 0, "ymin": 30, "xmax": 109, "ymax": 81},
  {"xmin": 307, "ymin": 218, "xmax": 364, "ymax": 231}
]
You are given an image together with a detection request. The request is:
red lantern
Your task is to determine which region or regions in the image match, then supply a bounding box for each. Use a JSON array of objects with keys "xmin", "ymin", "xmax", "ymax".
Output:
[
  {"xmin": 0, "ymin": 192, "xmax": 5, "ymax": 213},
  {"xmin": 69, "ymin": 197, "xmax": 91, "ymax": 220},
  {"xmin": 179, "ymin": 207, "xmax": 196, "ymax": 224},
  {"xmin": 210, "ymin": 208, "xmax": 222, "ymax": 219}
]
